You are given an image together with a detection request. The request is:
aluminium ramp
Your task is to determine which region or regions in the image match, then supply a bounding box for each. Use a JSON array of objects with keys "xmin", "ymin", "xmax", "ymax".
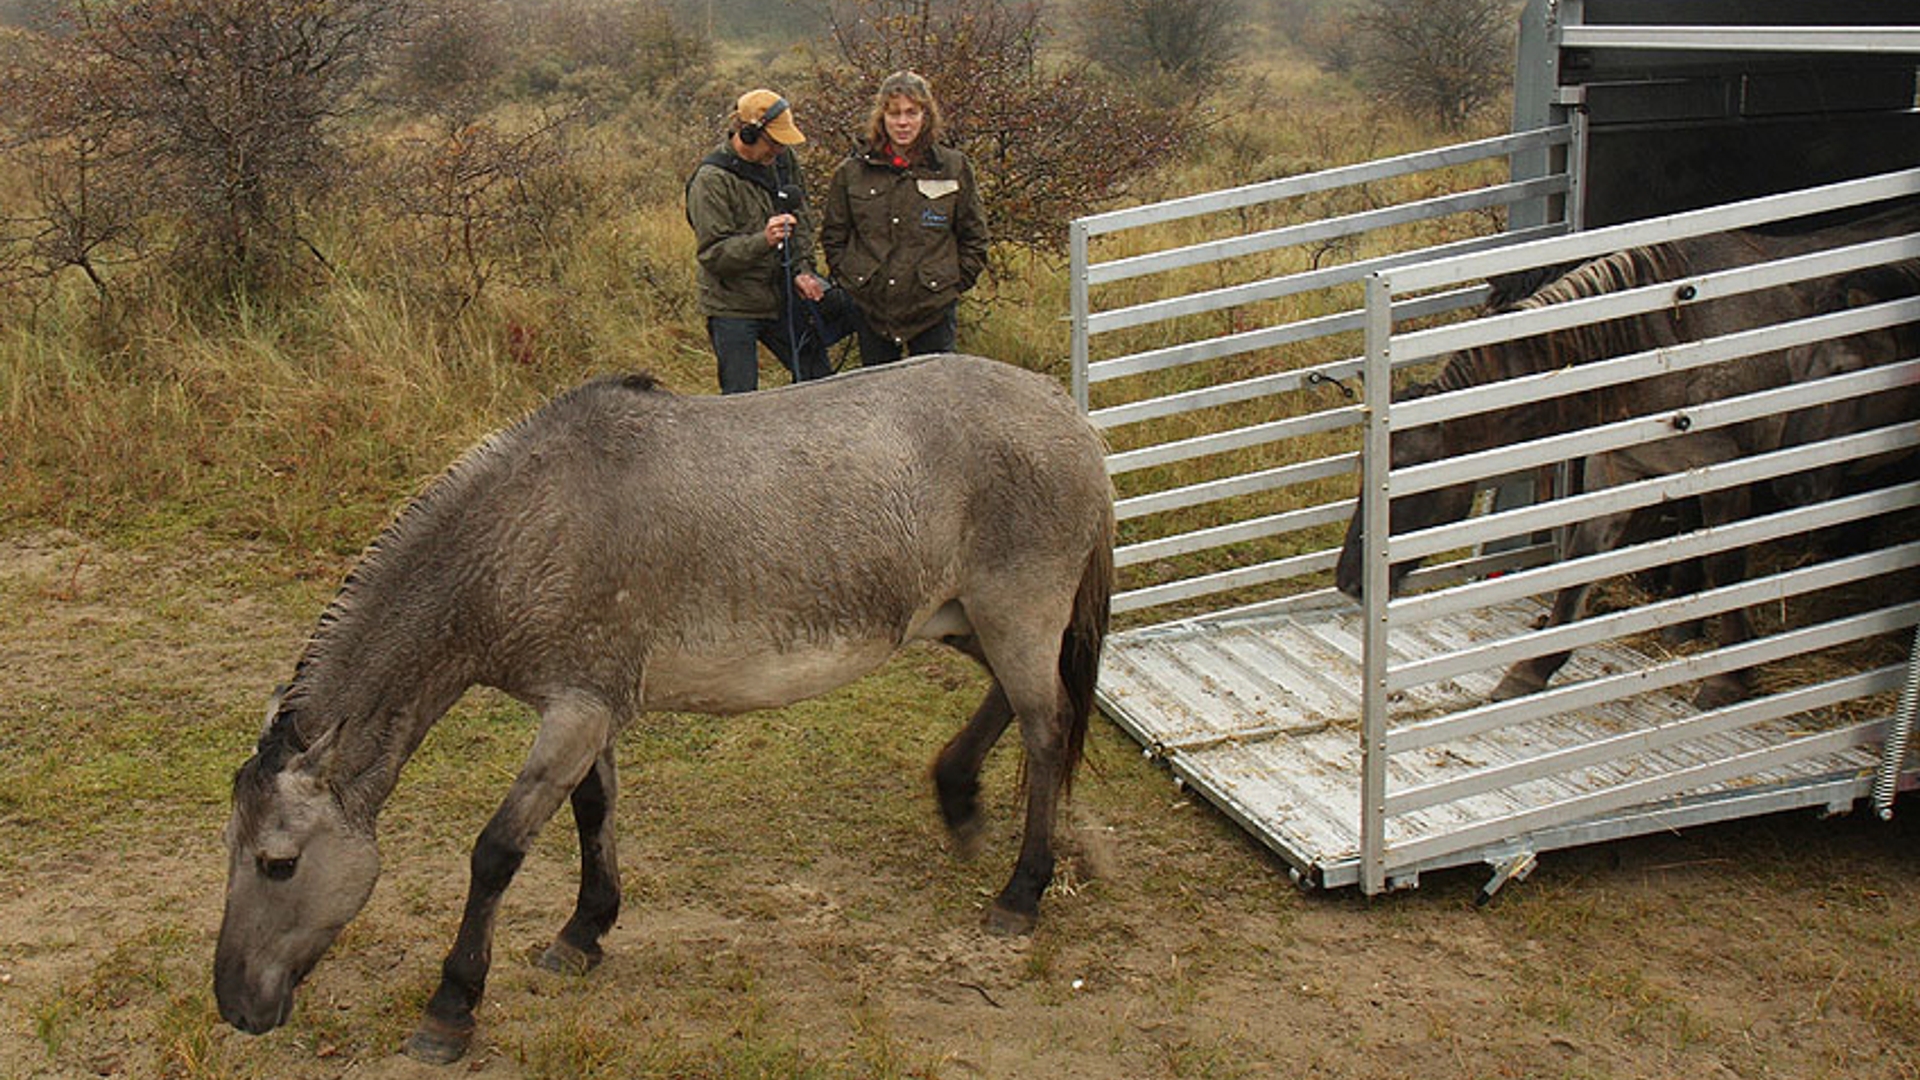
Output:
[{"xmin": 1097, "ymin": 600, "xmax": 1897, "ymax": 892}]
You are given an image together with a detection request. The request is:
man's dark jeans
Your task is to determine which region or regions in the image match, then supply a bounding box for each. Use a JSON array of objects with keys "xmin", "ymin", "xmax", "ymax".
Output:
[
  {"xmin": 855, "ymin": 304, "xmax": 957, "ymax": 368},
  {"xmin": 709, "ymin": 315, "xmax": 832, "ymax": 394}
]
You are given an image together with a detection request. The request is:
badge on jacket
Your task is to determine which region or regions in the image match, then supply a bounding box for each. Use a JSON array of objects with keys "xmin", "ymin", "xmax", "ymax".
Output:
[{"xmin": 916, "ymin": 179, "xmax": 960, "ymax": 200}]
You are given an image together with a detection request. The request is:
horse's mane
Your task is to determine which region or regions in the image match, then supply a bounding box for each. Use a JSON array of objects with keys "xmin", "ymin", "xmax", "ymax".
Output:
[
  {"xmin": 241, "ymin": 372, "xmax": 666, "ymax": 789},
  {"xmin": 1427, "ymin": 243, "xmax": 1696, "ymax": 397}
]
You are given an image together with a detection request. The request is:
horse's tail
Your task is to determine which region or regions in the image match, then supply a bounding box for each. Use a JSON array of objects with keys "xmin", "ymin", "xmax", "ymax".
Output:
[{"xmin": 1057, "ymin": 523, "xmax": 1113, "ymax": 799}]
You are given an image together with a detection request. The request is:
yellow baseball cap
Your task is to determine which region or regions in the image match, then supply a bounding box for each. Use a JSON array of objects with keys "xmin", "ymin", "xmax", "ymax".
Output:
[{"xmin": 735, "ymin": 89, "xmax": 805, "ymax": 146}]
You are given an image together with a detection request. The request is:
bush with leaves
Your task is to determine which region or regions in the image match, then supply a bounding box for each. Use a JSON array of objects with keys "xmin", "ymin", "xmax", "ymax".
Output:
[
  {"xmin": 390, "ymin": 0, "xmax": 509, "ymax": 126},
  {"xmin": 498, "ymin": 0, "xmax": 712, "ymax": 107},
  {"xmin": 798, "ymin": 0, "xmax": 1197, "ymax": 256}
]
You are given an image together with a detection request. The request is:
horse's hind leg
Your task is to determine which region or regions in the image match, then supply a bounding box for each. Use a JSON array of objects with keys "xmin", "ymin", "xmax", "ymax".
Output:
[
  {"xmin": 963, "ymin": 611, "xmax": 1077, "ymax": 936},
  {"xmin": 991, "ymin": 668, "xmax": 1071, "ymax": 936},
  {"xmin": 537, "ymin": 743, "xmax": 621, "ymax": 975},
  {"xmin": 405, "ymin": 693, "xmax": 615, "ymax": 1064}
]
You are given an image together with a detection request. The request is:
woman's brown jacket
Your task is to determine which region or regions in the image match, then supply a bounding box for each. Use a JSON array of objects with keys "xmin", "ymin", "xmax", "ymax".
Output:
[{"xmin": 820, "ymin": 144, "xmax": 989, "ymax": 343}]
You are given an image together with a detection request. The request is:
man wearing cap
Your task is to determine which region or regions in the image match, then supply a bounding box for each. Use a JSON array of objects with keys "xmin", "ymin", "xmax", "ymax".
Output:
[{"xmin": 686, "ymin": 88, "xmax": 832, "ymax": 393}]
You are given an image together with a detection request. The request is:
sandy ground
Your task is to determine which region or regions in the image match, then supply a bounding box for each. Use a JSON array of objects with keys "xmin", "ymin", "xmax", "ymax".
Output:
[{"xmin": 2, "ymin": 529, "xmax": 1916, "ymax": 1079}]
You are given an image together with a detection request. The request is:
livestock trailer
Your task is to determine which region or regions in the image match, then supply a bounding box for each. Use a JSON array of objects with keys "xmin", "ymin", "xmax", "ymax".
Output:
[{"xmin": 1070, "ymin": 0, "xmax": 1920, "ymax": 896}]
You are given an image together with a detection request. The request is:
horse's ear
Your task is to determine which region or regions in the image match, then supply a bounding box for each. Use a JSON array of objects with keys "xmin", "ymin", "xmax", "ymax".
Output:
[
  {"xmin": 283, "ymin": 727, "xmax": 345, "ymax": 788},
  {"xmin": 259, "ymin": 684, "xmax": 292, "ymax": 738}
]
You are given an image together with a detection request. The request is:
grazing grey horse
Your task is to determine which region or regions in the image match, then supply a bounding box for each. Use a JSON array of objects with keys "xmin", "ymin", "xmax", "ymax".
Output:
[
  {"xmin": 213, "ymin": 354, "xmax": 1115, "ymax": 1063},
  {"xmin": 1334, "ymin": 206, "xmax": 1920, "ymax": 707}
]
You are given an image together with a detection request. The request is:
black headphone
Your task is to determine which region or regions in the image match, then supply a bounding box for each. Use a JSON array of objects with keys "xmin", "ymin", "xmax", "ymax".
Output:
[{"xmin": 739, "ymin": 97, "xmax": 790, "ymax": 146}]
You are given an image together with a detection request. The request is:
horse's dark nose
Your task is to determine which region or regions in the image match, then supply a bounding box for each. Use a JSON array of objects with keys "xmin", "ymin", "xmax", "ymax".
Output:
[
  {"xmin": 214, "ymin": 962, "xmax": 292, "ymax": 1034},
  {"xmin": 218, "ymin": 990, "xmax": 294, "ymax": 1035}
]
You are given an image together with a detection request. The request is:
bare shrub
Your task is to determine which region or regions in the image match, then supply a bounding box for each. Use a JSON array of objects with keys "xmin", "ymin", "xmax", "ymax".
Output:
[
  {"xmin": 1351, "ymin": 0, "xmax": 1515, "ymax": 130},
  {"xmin": 1072, "ymin": 0, "xmax": 1244, "ymax": 90},
  {"xmin": 0, "ymin": 30, "xmax": 147, "ymax": 300},
  {"xmin": 373, "ymin": 108, "xmax": 593, "ymax": 314},
  {"xmin": 25, "ymin": 0, "xmax": 408, "ymax": 292}
]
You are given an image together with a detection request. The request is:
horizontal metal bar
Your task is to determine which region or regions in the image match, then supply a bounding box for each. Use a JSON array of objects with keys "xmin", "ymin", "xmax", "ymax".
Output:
[
  {"xmin": 1388, "ymin": 667, "xmax": 1902, "ymax": 815},
  {"xmin": 1319, "ymin": 770, "xmax": 1884, "ymax": 890},
  {"xmin": 1093, "ymin": 371, "xmax": 1364, "ymax": 431},
  {"xmin": 1391, "ymin": 480, "xmax": 1920, "ymax": 624},
  {"xmin": 1106, "ymin": 403, "xmax": 1360, "ymax": 475},
  {"xmin": 1383, "ymin": 167, "xmax": 1920, "ymax": 296},
  {"xmin": 1391, "ymin": 418, "xmax": 1920, "ymax": 565},
  {"xmin": 1389, "ymin": 355, "xmax": 1920, "ymax": 500},
  {"xmin": 1089, "ymin": 225, "xmax": 1565, "ymax": 336},
  {"xmin": 1193, "ymin": 583, "xmax": 1352, "ymax": 624},
  {"xmin": 1385, "ymin": 718, "xmax": 1889, "ymax": 868},
  {"xmin": 1391, "ymin": 540, "xmax": 1920, "ymax": 693},
  {"xmin": 1399, "ymin": 541, "xmax": 1559, "ymax": 595},
  {"xmin": 1115, "ymin": 453, "xmax": 1358, "ymax": 520},
  {"xmin": 1090, "ymin": 176, "xmax": 1567, "ymax": 286},
  {"xmin": 1116, "ymin": 501, "xmax": 1352, "ymax": 567},
  {"xmin": 1113, "ymin": 548, "xmax": 1335, "ymax": 614},
  {"xmin": 1394, "ymin": 292, "xmax": 1920, "ymax": 429},
  {"xmin": 1075, "ymin": 127, "xmax": 1571, "ymax": 237},
  {"xmin": 1560, "ymin": 25, "xmax": 1920, "ymax": 53},
  {"xmin": 1389, "ymin": 236, "xmax": 1920, "ymax": 374},
  {"xmin": 1087, "ymin": 286, "xmax": 1483, "ymax": 386},
  {"xmin": 1389, "ymin": 600, "xmax": 1920, "ymax": 754}
]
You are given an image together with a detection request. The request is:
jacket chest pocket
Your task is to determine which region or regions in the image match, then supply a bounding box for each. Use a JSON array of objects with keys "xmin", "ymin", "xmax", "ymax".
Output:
[{"xmin": 915, "ymin": 178, "xmax": 958, "ymax": 231}]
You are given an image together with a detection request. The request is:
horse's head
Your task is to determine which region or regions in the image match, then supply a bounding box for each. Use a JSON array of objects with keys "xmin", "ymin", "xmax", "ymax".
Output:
[
  {"xmin": 214, "ymin": 700, "xmax": 380, "ymax": 1035},
  {"xmin": 1775, "ymin": 263, "xmax": 1920, "ymax": 506},
  {"xmin": 1334, "ymin": 383, "xmax": 1478, "ymax": 600}
]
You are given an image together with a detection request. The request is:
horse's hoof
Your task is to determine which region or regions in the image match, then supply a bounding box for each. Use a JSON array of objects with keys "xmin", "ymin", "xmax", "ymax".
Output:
[
  {"xmin": 1691, "ymin": 678, "xmax": 1750, "ymax": 711},
  {"xmin": 983, "ymin": 903, "xmax": 1036, "ymax": 937},
  {"xmin": 1490, "ymin": 673, "xmax": 1539, "ymax": 701},
  {"xmin": 1660, "ymin": 620, "xmax": 1705, "ymax": 645},
  {"xmin": 533, "ymin": 938, "xmax": 603, "ymax": 976},
  {"xmin": 403, "ymin": 1016, "xmax": 473, "ymax": 1065},
  {"xmin": 947, "ymin": 816, "xmax": 985, "ymax": 862}
]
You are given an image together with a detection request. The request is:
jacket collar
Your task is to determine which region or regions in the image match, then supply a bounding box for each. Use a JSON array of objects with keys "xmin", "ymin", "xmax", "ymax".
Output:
[{"xmin": 862, "ymin": 142, "xmax": 947, "ymax": 175}]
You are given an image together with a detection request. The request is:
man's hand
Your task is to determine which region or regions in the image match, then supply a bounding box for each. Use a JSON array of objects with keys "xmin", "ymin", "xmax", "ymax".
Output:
[
  {"xmin": 795, "ymin": 272, "xmax": 827, "ymax": 302},
  {"xmin": 765, "ymin": 213, "xmax": 797, "ymax": 248}
]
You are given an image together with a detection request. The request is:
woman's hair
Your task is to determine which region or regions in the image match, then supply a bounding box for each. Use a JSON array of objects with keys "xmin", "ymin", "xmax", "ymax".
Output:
[{"xmin": 864, "ymin": 70, "xmax": 941, "ymax": 156}]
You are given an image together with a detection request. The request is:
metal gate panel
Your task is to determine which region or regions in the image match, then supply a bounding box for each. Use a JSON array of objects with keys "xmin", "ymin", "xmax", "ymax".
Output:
[
  {"xmin": 1352, "ymin": 168, "xmax": 1920, "ymax": 892},
  {"xmin": 1072, "ymin": 18, "xmax": 1920, "ymax": 891}
]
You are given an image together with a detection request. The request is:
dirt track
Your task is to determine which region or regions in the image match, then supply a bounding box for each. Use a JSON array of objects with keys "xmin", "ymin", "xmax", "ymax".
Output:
[{"xmin": 2, "ymin": 529, "xmax": 1916, "ymax": 1079}]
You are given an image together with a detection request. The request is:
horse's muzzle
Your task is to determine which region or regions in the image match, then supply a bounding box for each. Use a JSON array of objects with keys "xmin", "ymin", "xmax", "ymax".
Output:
[{"xmin": 213, "ymin": 960, "xmax": 298, "ymax": 1034}]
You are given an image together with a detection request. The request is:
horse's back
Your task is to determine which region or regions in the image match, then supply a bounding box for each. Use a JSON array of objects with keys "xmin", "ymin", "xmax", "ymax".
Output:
[{"xmin": 475, "ymin": 356, "xmax": 1111, "ymax": 710}]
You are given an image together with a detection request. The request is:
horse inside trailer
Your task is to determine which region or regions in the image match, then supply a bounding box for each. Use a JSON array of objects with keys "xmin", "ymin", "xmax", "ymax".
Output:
[{"xmin": 1069, "ymin": 0, "xmax": 1920, "ymax": 897}]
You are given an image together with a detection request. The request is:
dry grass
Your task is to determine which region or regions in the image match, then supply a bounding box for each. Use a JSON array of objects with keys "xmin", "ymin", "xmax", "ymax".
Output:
[{"xmin": 3, "ymin": 31, "xmax": 1918, "ymax": 1080}]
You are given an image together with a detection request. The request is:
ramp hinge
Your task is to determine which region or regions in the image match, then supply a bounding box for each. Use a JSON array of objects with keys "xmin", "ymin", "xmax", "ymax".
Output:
[{"xmin": 1477, "ymin": 851, "xmax": 1537, "ymax": 906}]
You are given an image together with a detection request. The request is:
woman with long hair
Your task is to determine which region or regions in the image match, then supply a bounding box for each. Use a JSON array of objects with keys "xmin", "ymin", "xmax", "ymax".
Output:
[{"xmin": 820, "ymin": 71, "xmax": 990, "ymax": 366}]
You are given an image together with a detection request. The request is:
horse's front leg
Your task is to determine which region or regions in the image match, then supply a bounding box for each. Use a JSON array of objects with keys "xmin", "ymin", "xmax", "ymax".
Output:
[
  {"xmin": 1692, "ymin": 486, "xmax": 1757, "ymax": 710},
  {"xmin": 932, "ymin": 674, "xmax": 1013, "ymax": 861},
  {"xmin": 536, "ymin": 744, "xmax": 621, "ymax": 975},
  {"xmin": 404, "ymin": 694, "xmax": 616, "ymax": 1065},
  {"xmin": 1491, "ymin": 506, "xmax": 1634, "ymax": 701}
]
